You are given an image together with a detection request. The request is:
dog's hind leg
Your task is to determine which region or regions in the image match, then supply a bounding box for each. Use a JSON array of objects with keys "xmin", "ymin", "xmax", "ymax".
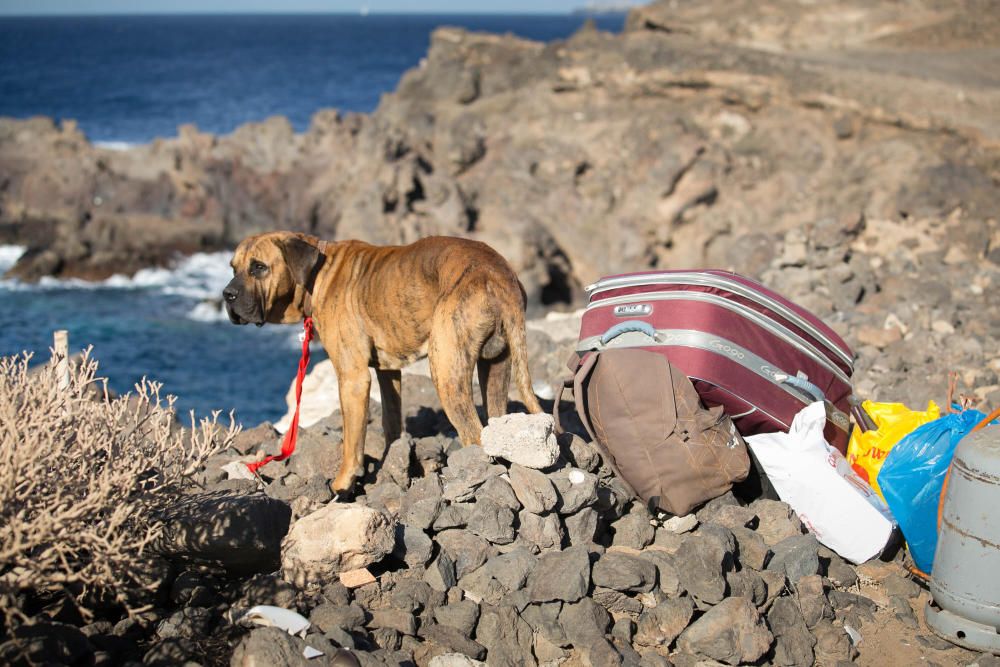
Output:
[
  {"xmin": 376, "ymin": 368, "xmax": 403, "ymax": 445},
  {"xmin": 477, "ymin": 349, "xmax": 511, "ymax": 419},
  {"xmin": 428, "ymin": 311, "xmax": 485, "ymax": 447}
]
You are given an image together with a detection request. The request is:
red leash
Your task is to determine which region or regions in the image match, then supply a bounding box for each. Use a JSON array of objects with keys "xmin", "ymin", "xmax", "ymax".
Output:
[{"xmin": 247, "ymin": 317, "xmax": 315, "ymax": 474}]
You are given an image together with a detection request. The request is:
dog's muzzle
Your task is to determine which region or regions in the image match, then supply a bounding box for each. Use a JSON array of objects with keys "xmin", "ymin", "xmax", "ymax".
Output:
[{"xmin": 223, "ymin": 278, "xmax": 263, "ymax": 326}]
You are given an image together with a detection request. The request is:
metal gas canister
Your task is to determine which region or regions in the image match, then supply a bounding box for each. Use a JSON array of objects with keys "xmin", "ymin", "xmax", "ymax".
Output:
[{"xmin": 926, "ymin": 423, "xmax": 1000, "ymax": 653}]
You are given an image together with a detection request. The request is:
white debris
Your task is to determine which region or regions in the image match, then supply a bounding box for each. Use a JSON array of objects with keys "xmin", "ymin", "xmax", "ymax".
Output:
[{"xmin": 243, "ymin": 605, "xmax": 310, "ymax": 637}]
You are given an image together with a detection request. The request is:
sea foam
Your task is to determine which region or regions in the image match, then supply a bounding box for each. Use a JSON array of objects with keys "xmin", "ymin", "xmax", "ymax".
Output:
[{"xmin": 0, "ymin": 249, "xmax": 234, "ymax": 309}]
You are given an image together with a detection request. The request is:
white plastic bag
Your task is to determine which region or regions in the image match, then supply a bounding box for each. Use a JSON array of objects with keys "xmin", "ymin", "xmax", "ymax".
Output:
[{"xmin": 746, "ymin": 402, "xmax": 896, "ymax": 564}]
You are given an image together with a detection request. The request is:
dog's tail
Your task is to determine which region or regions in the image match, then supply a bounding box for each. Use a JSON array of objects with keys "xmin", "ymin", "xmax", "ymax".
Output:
[{"xmin": 500, "ymin": 284, "xmax": 543, "ymax": 415}]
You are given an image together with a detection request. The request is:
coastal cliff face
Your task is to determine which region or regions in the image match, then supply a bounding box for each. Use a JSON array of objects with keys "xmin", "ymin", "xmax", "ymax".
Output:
[{"xmin": 1, "ymin": 0, "xmax": 998, "ymax": 310}]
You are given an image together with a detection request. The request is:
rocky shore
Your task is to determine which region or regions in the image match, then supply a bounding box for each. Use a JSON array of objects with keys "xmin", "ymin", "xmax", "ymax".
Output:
[
  {"xmin": 6, "ymin": 254, "xmax": 1000, "ymax": 666},
  {"xmin": 5, "ymin": 369, "xmax": 995, "ymax": 667},
  {"xmin": 2, "ymin": 0, "xmax": 998, "ymax": 312}
]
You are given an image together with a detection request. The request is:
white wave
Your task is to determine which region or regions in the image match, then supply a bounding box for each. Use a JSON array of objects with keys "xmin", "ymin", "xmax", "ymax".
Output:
[
  {"xmin": 0, "ymin": 245, "xmax": 25, "ymax": 274},
  {"xmin": 94, "ymin": 140, "xmax": 137, "ymax": 151},
  {"xmin": 187, "ymin": 299, "xmax": 229, "ymax": 323},
  {"xmin": 1, "ymin": 251, "xmax": 234, "ymax": 301}
]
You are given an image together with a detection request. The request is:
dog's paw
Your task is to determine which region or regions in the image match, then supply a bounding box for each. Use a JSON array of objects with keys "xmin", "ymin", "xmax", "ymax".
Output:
[{"xmin": 330, "ymin": 477, "xmax": 358, "ymax": 501}]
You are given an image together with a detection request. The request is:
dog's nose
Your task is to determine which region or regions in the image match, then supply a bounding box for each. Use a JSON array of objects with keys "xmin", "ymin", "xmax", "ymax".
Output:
[{"xmin": 223, "ymin": 286, "xmax": 239, "ymax": 302}]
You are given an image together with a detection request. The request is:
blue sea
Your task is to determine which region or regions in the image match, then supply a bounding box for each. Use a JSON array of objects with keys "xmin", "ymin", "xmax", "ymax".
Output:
[{"xmin": 0, "ymin": 13, "xmax": 623, "ymax": 426}]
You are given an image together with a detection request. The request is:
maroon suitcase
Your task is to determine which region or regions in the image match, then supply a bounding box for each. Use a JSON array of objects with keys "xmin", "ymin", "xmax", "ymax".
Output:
[{"xmin": 576, "ymin": 270, "xmax": 855, "ymax": 453}]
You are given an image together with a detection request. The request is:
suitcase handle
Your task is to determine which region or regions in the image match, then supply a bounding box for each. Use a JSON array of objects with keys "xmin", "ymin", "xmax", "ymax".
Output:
[
  {"xmin": 601, "ymin": 320, "xmax": 657, "ymax": 346},
  {"xmin": 774, "ymin": 373, "xmax": 826, "ymax": 403}
]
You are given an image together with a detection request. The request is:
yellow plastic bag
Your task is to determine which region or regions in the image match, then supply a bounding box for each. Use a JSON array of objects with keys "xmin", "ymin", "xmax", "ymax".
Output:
[{"xmin": 846, "ymin": 400, "xmax": 941, "ymax": 499}]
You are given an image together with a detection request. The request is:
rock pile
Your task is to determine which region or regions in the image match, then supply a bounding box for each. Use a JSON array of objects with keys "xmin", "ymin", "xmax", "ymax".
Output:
[
  {"xmin": 3, "ymin": 384, "xmax": 996, "ymax": 667},
  {"xmin": 25, "ymin": 408, "xmax": 964, "ymax": 667}
]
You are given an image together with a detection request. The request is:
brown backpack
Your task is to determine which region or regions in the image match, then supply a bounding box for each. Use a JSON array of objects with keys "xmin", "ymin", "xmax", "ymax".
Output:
[{"xmin": 555, "ymin": 347, "xmax": 750, "ymax": 516}]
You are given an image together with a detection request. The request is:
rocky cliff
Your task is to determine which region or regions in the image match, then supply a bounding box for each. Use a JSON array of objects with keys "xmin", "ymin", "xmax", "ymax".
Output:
[{"xmin": 2, "ymin": 0, "xmax": 997, "ymax": 312}]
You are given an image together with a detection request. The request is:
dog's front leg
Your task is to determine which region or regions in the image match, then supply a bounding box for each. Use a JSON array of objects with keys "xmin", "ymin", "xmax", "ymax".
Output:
[{"xmin": 332, "ymin": 366, "xmax": 372, "ymax": 496}]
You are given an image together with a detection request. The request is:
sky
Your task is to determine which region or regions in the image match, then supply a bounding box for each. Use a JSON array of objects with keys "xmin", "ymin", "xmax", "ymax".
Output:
[{"xmin": 0, "ymin": 0, "xmax": 621, "ymax": 14}]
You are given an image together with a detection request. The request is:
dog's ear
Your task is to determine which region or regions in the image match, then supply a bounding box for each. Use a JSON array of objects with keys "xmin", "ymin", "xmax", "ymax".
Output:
[{"xmin": 278, "ymin": 236, "xmax": 324, "ymax": 288}]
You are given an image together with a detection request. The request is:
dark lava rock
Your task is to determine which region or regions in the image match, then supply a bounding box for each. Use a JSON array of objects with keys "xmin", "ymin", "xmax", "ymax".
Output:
[
  {"xmin": 527, "ymin": 544, "xmax": 592, "ymax": 603},
  {"xmin": 592, "ymin": 551, "xmax": 658, "ymax": 593},
  {"xmin": 766, "ymin": 534, "xmax": 821, "ymax": 584},
  {"xmin": 399, "ymin": 475, "xmax": 443, "ymax": 530},
  {"xmin": 433, "ymin": 600, "xmax": 481, "ymax": 638},
  {"xmin": 551, "ymin": 468, "xmax": 599, "ymax": 514},
  {"xmin": 310, "ymin": 603, "xmax": 368, "ymax": 634},
  {"xmin": 634, "ymin": 596, "xmax": 695, "ymax": 649},
  {"xmin": 673, "ymin": 528, "xmax": 736, "ymax": 605},
  {"xmin": 436, "ymin": 529, "xmax": 495, "ymax": 579},
  {"xmin": 476, "ymin": 604, "xmax": 537, "ymax": 667},
  {"xmin": 611, "ymin": 505, "xmax": 656, "ymax": 549},
  {"xmin": 517, "ymin": 510, "xmax": 564, "ymax": 551},
  {"xmin": 730, "ymin": 525, "xmax": 771, "ymax": 571},
  {"xmin": 155, "ymin": 490, "xmax": 291, "ymax": 575},
  {"xmin": 508, "ymin": 464, "xmax": 559, "ymax": 514},
  {"xmin": 477, "ymin": 475, "xmax": 522, "ymax": 512},
  {"xmin": 767, "ymin": 595, "xmax": 816, "ymax": 666},
  {"xmin": 564, "ymin": 507, "xmax": 600, "ymax": 546},
  {"xmin": 466, "ymin": 497, "xmax": 516, "ymax": 545},
  {"xmin": 393, "ymin": 524, "xmax": 434, "ymax": 568},
  {"xmin": 677, "ymin": 596, "xmax": 774, "ymax": 665},
  {"xmin": 0, "ymin": 622, "xmax": 93, "ymax": 667},
  {"xmin": 749, "ymin": 499, "xmax": 804, "ymax": 547}
]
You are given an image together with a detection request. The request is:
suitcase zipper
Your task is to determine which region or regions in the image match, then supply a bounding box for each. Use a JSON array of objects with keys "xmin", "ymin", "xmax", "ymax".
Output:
[
  {"xmin": 583, "ymin": 292, "xmax": 853, "ymax": 386},
  {"xmin": 586, "ymin": 272, "xmax": 853, "ymax": 369}
]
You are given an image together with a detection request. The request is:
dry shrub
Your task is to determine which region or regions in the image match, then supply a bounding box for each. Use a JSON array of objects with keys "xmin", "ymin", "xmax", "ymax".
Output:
[{"xmin": 0, "ymin": 350, "xmax": 237, "ymax": 624}]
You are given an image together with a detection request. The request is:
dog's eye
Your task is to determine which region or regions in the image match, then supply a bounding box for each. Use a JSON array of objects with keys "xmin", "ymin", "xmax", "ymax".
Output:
[{"xmin": 249, "ymin": 261, "xmax": 268, "ymax": 277}]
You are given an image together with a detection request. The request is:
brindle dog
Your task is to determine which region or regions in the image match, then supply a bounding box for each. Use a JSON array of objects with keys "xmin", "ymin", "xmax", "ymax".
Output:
[{"xmin": 224, "ymin": 232, "xmax": 543, "ymax": 495}]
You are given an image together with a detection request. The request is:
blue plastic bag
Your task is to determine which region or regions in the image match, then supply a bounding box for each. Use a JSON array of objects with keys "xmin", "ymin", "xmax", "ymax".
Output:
[{"xmin": 878, "ymin": 408, "xmax": 989, "ymax": 573}]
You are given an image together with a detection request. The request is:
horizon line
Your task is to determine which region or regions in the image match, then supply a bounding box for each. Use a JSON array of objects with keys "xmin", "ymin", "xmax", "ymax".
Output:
[{"xmin": 0, "ymin": 9, "xmax": 631, "ymax": 17}]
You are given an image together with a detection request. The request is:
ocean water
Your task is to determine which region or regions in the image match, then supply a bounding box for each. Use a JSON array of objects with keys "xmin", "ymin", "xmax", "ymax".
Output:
[
  {"xmin": 0, "ymin": 13, "xmax": 624, "ymax": 143},
  {"xmin": 0, "ymin": 14, "xmax": 623, "ymax": 425}
]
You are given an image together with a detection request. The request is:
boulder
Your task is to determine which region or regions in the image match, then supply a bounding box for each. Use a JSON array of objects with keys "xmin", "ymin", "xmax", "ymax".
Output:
[
  {"xmin": 230, "ymin": 626, "xmax": 349, "ymax": 667},
  {"xmin": 0, "ymin": 622, "xmax": 93, "ymax": 667},
  {"xmin": 611, "ymin": 506, "xmax": 656, "ymax": 549},
  {"xmin": 310, "ymin": 603, "xmax": 367, "ymax": 634},
  {"xmin": 481, "ymin": 413, "xmax": 560, "ymax": 469},
  {"xmin": 400, "ymin": 475, "xmax": 444, "ymax": 530},
  {"xmin": 564, "ymin": 507, "xmax": 599, "ymax": 546},
  {"xmin": 476, "ymin": 476, "xmax": 522, "ymax": 512},
  {"xmin": 281, "ymin": 503, "xmax": 395, "ymax": 587},
  {"xmin": 435, "ymin": 529, "xmax": 495, "ymax": 579},
  {"xmin": 434, "ymin": 601, "xmax": 481, "ymax": 638},
  {"xmin": 155, "ymin": 491, "xmax": 291, "ymax": 575}
]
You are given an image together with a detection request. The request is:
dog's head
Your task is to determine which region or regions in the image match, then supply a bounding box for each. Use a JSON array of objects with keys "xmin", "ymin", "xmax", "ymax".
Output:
[{"xmin": 223, "ymin": 231, "xmax": 325, "ymax": 326}]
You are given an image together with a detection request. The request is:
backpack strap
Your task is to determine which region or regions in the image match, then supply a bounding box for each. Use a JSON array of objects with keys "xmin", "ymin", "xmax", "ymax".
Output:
[
  {"xmin": 552, "ymin": 350, "xmax": 639, "ymax": 500},
  {"xmin": 553, "ymin": 351, "xmax": 599, "ymax": 441}
]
